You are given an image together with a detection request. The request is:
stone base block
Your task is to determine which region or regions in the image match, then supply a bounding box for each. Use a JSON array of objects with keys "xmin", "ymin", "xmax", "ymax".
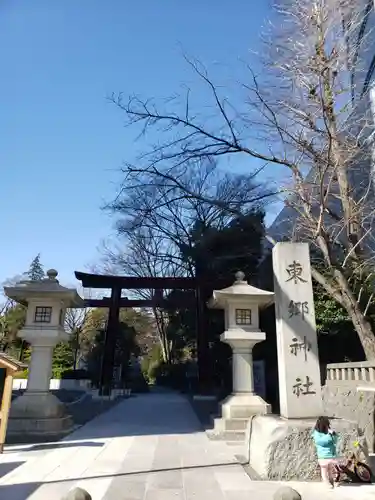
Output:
[
  {"xmin": 214, "ymin": 416, "xmax": 249, "ymax": 431},
  {"xmin": 207, "ymin": 394, "xmax": 271, "ymax": 443},
  {"xmin": 8, "ymin": 391, "xmax": 74, "ymax": 442},
  {"xmin": 7, "ymin": 414, "xmax": 73, "ymax": 437},
  {"xmin": 207, "ymin": 428, "xmax": 247, "ymax": 442},
  {"xmin": 10, "ymin": 391, "xmax": 67, "ymax": 419},
  {"xmin": 221, "ymin": 393, "xmax": 271, "ymax": 419},
  {"xmin": 248, "ymin": 414, "xmax": 368, "ymax": 481},
  {"xmin": 208, "ymin": 416, "xmax": 248, "ymax": 441}
]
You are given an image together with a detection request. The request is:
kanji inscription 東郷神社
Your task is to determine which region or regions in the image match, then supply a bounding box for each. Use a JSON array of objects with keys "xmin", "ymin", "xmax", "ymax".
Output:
[{"xmin": 273, "ymin": 242, "xmax": 323, "ymax": 418}]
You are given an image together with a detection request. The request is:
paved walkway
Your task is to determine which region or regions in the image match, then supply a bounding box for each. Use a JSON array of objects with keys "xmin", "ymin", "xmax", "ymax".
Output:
[{"xmin": 1, "ymin": 392, "xmax": 375, "ymax": 499}]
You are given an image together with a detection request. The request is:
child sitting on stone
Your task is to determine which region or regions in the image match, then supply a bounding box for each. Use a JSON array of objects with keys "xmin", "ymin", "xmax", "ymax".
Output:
[{"xmin": 312, "ymin": 416, "xmax": 339, "ymax": 487}]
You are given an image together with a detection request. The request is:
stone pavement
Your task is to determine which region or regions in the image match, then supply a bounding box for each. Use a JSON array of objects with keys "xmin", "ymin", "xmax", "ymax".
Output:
[{"xmin": 0, "ymin": 392, "xmax": 375, "ymax": 499}]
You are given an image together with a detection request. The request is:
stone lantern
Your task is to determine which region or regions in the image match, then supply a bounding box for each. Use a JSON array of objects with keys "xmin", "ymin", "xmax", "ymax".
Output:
[
  {"xmin": 207, "ymin": 271, "xmax": 273, "ymax": 436},
  {"xmin": 3, "ymin": 269, "xmax": 84, "ymax": 439}
]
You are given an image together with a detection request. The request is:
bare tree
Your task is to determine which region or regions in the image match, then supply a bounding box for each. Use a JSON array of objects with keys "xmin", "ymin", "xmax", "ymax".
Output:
[
  {"xmin": 64, "ymin": 307, "xmax": 88, "ymax": 369},
  {"xmin": 106, "ymin": 159, "xmax": 270, "ymax": 269},
  {"xmin": 102, "ymin": 229, "xmax": 175, "ymax": 363},
  {"xmin": 107, "ymin": 158, "xmax": 269, "ymax": 253},
  {"xmin": 64, "ymin": 283, "xmax": 91, "ymax": 370},
  {"xmin": 103, "ymin": 159, "xmax": 268, "ymax": 361},
  {"xmin": 110, "ymin": 0, "xmax": 375, "ymax": 358}
]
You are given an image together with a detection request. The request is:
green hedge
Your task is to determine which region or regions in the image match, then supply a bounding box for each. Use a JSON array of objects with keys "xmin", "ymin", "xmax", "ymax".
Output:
[
  {"xmin": 61, "ymin": 369, "xmax": 90, "ymax": 380},
  {"xmin": 14, "ymin": 369, "xmax": 29, "ymax": 379}
]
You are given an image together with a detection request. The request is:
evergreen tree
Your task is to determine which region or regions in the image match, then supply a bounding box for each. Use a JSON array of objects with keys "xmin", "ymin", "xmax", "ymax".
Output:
[{"xmin": 27, "ymin": 254, "xmax": 44, "ymax": 281}]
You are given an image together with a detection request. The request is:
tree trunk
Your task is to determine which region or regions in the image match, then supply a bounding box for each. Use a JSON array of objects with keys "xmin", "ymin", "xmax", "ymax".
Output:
[
  {"xmin": 153, "ymin": 307, "xmax": 172, "ymax": 364},
  {"xmin": 346, "ymin": 301, "xmax": 375, "ymax": 360},
  {"xmin": 318, "ymin": 267, "xmax": 375, "ymax": 360},
  {"xmin": 320, "ymin": 267, "xmax": 375, "ymax": 360}
]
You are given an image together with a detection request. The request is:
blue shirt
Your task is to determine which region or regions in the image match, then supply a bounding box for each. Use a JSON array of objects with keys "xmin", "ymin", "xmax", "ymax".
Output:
[{"xmin": 312, "ymin": 430, "xmax": 338, "ymax": 459}]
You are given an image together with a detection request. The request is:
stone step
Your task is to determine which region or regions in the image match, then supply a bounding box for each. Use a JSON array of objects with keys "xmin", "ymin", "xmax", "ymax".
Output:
[
  {"xmin": 212, "ymin": 416, "xmax": 249, "ymax": 432},
  {"xmin": 206, "ymin": 429, "xmax": 247, "ymax": 442}
]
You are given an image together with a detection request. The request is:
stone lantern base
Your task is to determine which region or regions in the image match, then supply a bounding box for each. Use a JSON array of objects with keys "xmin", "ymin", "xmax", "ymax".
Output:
[
  {"xmin": 208, "ymin": 393, "xmax": 271, "ymax": 443},
  {"xmin": 208, "ymin": 328, "xmax": 271, "ymax": 443},
  {"xmin": 221, "ymin": 393, "xmax": 271, "ymax": 419},
  {"xmin": 7, "ymin": 391, "xmax": 74, "ymax": 441}
]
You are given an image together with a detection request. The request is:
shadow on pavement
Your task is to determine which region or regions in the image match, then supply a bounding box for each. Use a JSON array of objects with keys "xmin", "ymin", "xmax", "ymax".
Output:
[
  {"xmin": 66, "ymin": 393, "xmax": 207, "ymax": 440},
  {"xmin": 0, "ymin": 461, "xmax": 25, "ymax": 479},
  {"xmin": 11, "ymin": 441, "xmax": 104, "ymax": 452},
  {"xmin": 0, "ymin": 482, "xmax": 41, "ymax": 500}
]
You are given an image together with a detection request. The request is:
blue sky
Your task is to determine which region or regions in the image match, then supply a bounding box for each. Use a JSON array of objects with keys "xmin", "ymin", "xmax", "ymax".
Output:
[{"xmin": 0, "ymin": 0, "xmax": 273, "ymax": 287}]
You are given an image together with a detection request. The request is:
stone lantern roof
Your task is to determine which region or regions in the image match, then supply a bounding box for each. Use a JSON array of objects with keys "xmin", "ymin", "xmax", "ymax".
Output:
[
  {"xmin": 208, "ymin": 271, "xmax": 274, "ymax": 309},
  {"xmin": 4, "ymin": 269, "xmax": 84, "ymax": 308}
]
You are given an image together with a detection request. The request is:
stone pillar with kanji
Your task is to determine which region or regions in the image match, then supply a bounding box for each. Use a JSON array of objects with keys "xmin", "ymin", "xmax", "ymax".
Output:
[
  {"xmin": 272, "ymin": 242, "xmax": 323, "ymax": 418},
  {"xmin": 3, "ymin": 269, "xmax": 84, "ymax": 439},
  {"xmin": 248, "ymin": 242, "xmax": 364, "ymax": 481}
]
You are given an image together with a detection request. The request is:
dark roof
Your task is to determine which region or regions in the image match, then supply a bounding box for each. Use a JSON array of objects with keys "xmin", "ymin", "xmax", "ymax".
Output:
[
  {"xmin": 75, "ymin": 271, "xmax": 197, "ymax": 290},
  {"xmin": 0, "ymin": 353, "xmax": 27, "ymax": 373}
]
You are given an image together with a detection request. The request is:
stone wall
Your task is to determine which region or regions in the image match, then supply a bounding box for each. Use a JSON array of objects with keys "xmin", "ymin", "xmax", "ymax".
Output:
[{"xmin": 322, "ymin": 361, "xmax": 375, "ymax": 453}]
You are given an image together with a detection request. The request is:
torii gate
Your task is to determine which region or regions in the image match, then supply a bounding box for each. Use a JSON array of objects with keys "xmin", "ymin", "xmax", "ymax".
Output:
[{"xmin": 74, "ymin": 272, "xmax": 210, "ymax": 395}]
